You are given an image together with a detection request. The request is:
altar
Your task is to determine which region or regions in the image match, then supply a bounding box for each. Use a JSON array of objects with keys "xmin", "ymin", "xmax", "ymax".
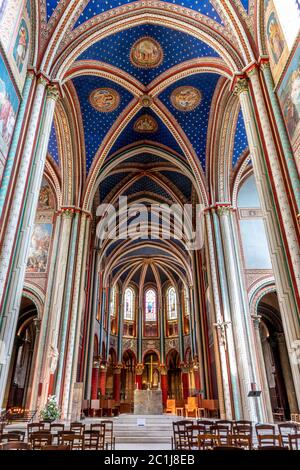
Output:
[{"xmin": 134, "ymin": 389, "xmax": 163, "ymax": 415}]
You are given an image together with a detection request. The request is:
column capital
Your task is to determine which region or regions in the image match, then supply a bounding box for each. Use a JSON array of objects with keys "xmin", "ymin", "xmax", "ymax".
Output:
[
  {"xmin": 159, "ymin": 364, "xmax": 167, "ymax": 375},
  {"xmin": 47, "ymin": 84, "xmax": 60, "ymax": 102},
  {"xmin": 233, "ymin": 78, "xmax": 249, "ymax": 96},
  {"xmin": 114, "ymin": 362, "xmax": 123, "ymax": 374},
  {"xmin": 251, "ymin": 314, "xmax": 262, "ymax": 329}
]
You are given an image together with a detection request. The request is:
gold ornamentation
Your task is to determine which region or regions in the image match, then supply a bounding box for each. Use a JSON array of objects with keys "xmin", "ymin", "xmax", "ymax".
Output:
[
  {"xmin": 139, "ymin": 95, "xmax": 153, "ymax": 107},
  {"xmin": 89, "ymin": 88, "xmax": 120, "ymax": 112},
  {"xmin": 130, "ymin": 37, "xmax": 163, "ymax": 68},
  {"xmin": 171, "ymin": 86, "xmax": 201, "ymax": 111},
  {"xmin": 135, "ymin": 363, "xmax": 144, "ymax": 375},
  {"xmin": 47, "ymin": 85, "xmax": 60, "ymax": 101},
  {"xmin": 234, "ymin": 78, "xmax": 249, "ymax": 96},
  {"xmin": 134, "ymin": 114, "xmax": 158, "ymax": 133}
]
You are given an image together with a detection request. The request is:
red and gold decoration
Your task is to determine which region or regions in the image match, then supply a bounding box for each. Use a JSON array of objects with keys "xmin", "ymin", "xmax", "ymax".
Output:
[
  {"xmin": 89, "ymin": 87, "xmax": 120, "ymax": 112},
  {"xmin": 130, "ymin": 37, "xmax": 163, "ymax": 68},
  {"xmin": 134, "ymin": 114, "xmax": 158, "ymax": 133},
  {"xmin": 171, "ymin": 86, "xmax": 202, "ymax": 111}
]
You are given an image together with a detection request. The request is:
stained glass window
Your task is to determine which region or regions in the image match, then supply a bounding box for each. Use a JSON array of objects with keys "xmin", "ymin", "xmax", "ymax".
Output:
[
  {"xmin": 184, "ymin": 287, "xmax": 190, "ymax": 316},
  {"xmin": 167, "ymin": 287, "xmax": 177, "ymax": 320},
  {"xmin": 145, "ymin": 288, "xmax": 157, "ymax": 322},
  {"xmin": 110, "ymin": 287, "xmax": 116, "ymax": 317},
  {"xmin": 124, "ymin": 287, "xmax": 134, "ymax": 321}
]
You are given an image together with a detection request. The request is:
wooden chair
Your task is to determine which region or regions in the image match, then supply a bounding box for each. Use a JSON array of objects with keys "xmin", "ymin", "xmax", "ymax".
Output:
[
  {"xmin": 217, "ymin": 420, "xmax": 233, "ymax": 433},
  {"xmin": 59, "ymin": 434, "xmax": 83, "ymax": 450},
  {"xmin": 213, "ymin": 445, "xmax": 244, "ymax": 450},
  {"xmin": 210, "ymin": 424, "xmax": 230, "ymax": 445},
  {"xmin": 101, "ymin": 420, "xmax": 114, "ymax": 450},
  {"xmin": 172, "ymin": 420, "xmax": 193, "ymax": 450},
  {"xmin": 165, "ymin": 399, "xmax": 176, "ymax": 414},
  {"xmin": 198, "ymin": 434, "xmax": 221, "ymax": 450},
  {"xmin": 229, "ymin": 434, "xmax": 252, "ymax": 450},
  {"xmin": 185, "ymin": 397, "xmax": 198, "ymax": 418},
  {"xmin": 278, "ymin": 422, "xmax": 299, "ymax": 446},
  {"xmin": 232, "ymin": 422, "xmax": 252, "ymax": 438},
  {"xmin": 258, "ymin": 434, "xmax": 283, "ymax": 447},
  {"xmin": 257, "ymin": 445, "xmax": 288, "ymax": 450},
  {"xmin": 255, "ymin": 424, "xmax": 275, "ymax": 437},
  {"xmin": 42, "ymin": 445, "xmax": 70, "ymax": 451},
  {"xmin": 40, "ymin": 421, "xmax": 51, "ymax": 430},
  {"xmin": 186, "ymin": 425, "xmax": 206, "ymax": 449},
  {"xmin": 70, "ymin": 422, "xmax": 85, "ymax": 435},
  {"xmin": 50, "ymin": 423, "xmax": 65, "ymax": 444},
  {"xmin": 196, "ymin": 420, "xmax": 215, "ymax": 432},
  {"xmin": 0, "ymin": 433, "xmax": 22, "ymax": 443},
  {"xmin": 7, "ymin": 430, "xmax": 25, "ymax": 441},
  {"xmin": 288, "ymin": 434, "xmax": 300, "ymax": 450},
  {"xmin": 27, "ymin": 422, "xmax": 45, "ymax": 439},
  {"xmin": 30, "ymin": 431, "xmax": 52, "ymax": 450},
  {"xmin": 83, "ymin": 430, "xmax": 101, "ymax": 450},
  {"xmin": 0, "ymin": 442, "xmax": 30, "ymax": 450}
]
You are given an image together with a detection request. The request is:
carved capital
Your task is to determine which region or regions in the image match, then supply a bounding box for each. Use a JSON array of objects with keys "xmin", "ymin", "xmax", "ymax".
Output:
[
  {"xmin": 47, "ymin": 85, "xmax": 60, "ymax": 102},
  {"xmin": 234, "ymin": 78, "xmax": 249, "ymax": 96},
  {"xmin": 251, "ymin": 314, "xmax": 262, "ymax": 329},
  {"xmin": 135, "ymin": 363, "xmax": 144, "ymax": 375}
]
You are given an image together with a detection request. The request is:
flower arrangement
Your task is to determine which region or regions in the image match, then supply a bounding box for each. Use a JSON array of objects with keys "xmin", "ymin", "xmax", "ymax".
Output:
[{"xmin": 40, "ymin": 395, "xmax": 61, "ymax": 422}]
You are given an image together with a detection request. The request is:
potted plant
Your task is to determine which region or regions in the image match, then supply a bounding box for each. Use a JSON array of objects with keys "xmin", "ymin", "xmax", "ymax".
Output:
[{"xmin": 40, "ymin": 395, "xmax": 61, "ymax": 422}]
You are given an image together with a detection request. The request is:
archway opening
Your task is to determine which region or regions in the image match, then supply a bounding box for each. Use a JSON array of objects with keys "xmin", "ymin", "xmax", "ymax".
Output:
[
  {"xmin": 143, "ymin": 351, "xmax": 160, "ymax": 390},
  {"xmin": 167, "ymin": 349, "xmax": 181, "ymax": 400},
  {"xmin": 5, "ymin": 296, "xmax": 38, "ymax": 410},
  {"xmin": 258, "ymin": 291, "xmax": 298, "ymax": 421}
]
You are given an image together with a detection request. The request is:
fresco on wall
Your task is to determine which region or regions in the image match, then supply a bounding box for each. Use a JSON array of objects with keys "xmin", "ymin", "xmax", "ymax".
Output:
[
  {"xmin": 0, "ymin": 52, "xmax": 19, "ymax": 172},
  {"xmin": 26, "ymin": 224, "xmax": 52, "ymax": 273},
  {"xmin": 277, "ymin": 43, "xmax": 300, "ymax": 174},
  {"xmin": 264, "ymin": 0, "xmax": 289, "ymax": 84},
  {"xmin": 13, "ymin": 18, "xmax": 29, "ymax": 73},
  {"xmin": 37, "ymin": 179, "xmax": 56, "ymax": 210},
  {"xmin": 0, "ymin": 0, "xmax": 30, "ymax": 91}
]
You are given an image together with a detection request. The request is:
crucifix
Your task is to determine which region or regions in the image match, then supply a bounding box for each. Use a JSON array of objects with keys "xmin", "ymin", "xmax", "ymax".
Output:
[{"xmin": 144, "ymin": 354, "xmax": 159, "ymax": 388}]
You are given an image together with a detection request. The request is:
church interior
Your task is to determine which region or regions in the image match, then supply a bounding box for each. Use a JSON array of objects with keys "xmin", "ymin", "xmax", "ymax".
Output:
[{"xmin": 0, "ymin": 0, "xmax": 300, "ymax": 450}]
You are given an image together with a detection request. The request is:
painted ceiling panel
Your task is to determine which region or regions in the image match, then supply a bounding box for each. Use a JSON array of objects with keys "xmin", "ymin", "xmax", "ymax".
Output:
[
  {"xmin": 124, "ymin": 153, "xmax": 169, "ymax": 164},
  {"xmin": 100, "ymin": 172, "xmax": 129, "ymax": 201},
  {"xmin": 123, "ymin": 175, "xmax": 172, "ymax": 200},
  {"xmin": 74, "ymin": 0, "xmax": 222, "ymax": 28},
  {"xmin": 232, "ymin": 109, "xmax": 248, "ymax": 166},
  {"xmin": 160, "ymin": 171, "xmax": 192, "ymax": 200},
  {"xmin": 109, "ymin": 108, "xmax": 183, "ymax": 157},
  {"xmin": 72, "ymin": 75, "xmax": 134, "ymax": 172},
  {"xmin": 46, "ymin": 0, "xmax": 60, "ymax": 21},
  {"xmin": 158, "ymin": 72, "xmax": 220, "ymax": 168},
  {"xmin": 239, "ymin": 0, "xmax": 249, "ymax": 11},
  {"xmin": 48, "ymin": 122, "xmax": 60, "ymax": 165},
  {"xmin": 77, "ymin": 25, "xmax": 219, "ymax": 86}
]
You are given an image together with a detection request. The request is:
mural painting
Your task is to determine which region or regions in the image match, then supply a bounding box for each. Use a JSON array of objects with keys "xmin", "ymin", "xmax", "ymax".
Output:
[
  {"xmin": 277, "ymin": 43, "xmax": 300, "ymax": 174},
  {"xmin": 0, "ymin": 52, "xmax": 19, "ymax": 179},
  {"xmin": 26, "ymin": 223, "xmax": 52, "ymax": 273},
  {"xmin": 264, "ymin": 0, "xmax": 289, "ymax": 84}
]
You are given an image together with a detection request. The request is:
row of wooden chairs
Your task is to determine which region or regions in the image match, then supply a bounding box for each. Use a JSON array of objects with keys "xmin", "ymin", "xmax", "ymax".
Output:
[{"xmin": 172, "ymin": 420, "xmax": 300, "ymax": 450}]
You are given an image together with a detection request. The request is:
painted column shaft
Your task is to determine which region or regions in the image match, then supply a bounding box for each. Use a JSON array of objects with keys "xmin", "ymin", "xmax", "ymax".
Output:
[
  {"xmin": 0, "ymin": 74, "xmax": 34, "ymax": 216},
  {"xmin": 237, "ymin": 81, "xmax": 300, "ymax": 408},
  {"xmin": 117, "ymin": 291, "xmax": 124, "ymax": 364},
  {"xmin": 0, "ymin": 84, "xmax": 57, "ymax": 406}
]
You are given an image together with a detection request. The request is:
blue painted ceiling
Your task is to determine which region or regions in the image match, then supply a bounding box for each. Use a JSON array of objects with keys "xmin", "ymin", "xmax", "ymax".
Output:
[
  {"xmin": 48, "ymin": 122, "xmax": 59, "ymax": 165},
  {"xmin": 73, "ymin": 1, "xmax": 222, "ymax": 28},
  {"xmin": 109, "ymin": 108, "xmax": 183, "ymax": 158},
  {"xmin": 78, "ymin": 25, "xmax": 219, "ymax": 86},
  {"xmin": 72, "ymin": 75, "xmax": 134, "ymax": 172},
  {"xmin": 232, "ymin": 109, "xmax": 248, "ymax": 166},
  {"xmin": 159, "ymin": 72, "xmax": 220, "ymax": 168}
]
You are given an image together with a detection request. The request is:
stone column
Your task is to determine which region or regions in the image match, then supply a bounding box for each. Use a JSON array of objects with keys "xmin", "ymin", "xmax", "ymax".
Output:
[
  {"xmin": 61, "ymin": 213, "xmax": 90, "ymax": 419},
  {"xmin": 99, "ymin": 364, "xmax": 107, "ymax": 397},
  {"xmin": 236, "ymin": 76, "xmax": 300, "ymax": 409},
  {"xmin": 191, "ymin": 253, "xmax": 205, "ymax": 392},
  {"xmin": 91, "ymin": 359, "xmax": 100, "ymax": 400},
  {"xmin": 0, "ymin": 72, "xmax": 34, "ymax": 215},
  {"xmin": 206, "ymin": 210, "xmax": 239, "ymax": 420},
  {"xmin": 0, "ymin": 81, "xmax": 59, "ymax": 406},
  {"xmin": 117, "ymin": 289, "xmax": 124, "ymax": 364},
  {"xmin": 188, "ymin": 286, "xmax": 197, "ymax": 359},
  {"xmin": 160, "ymin": 365, "xmax": 168, "ymax": 406},
  {"xmin": 181, "ymin": 366, "xmax": 189, "ymax": 399},
  {"xmin": 113, "ymin": 366, "xmax": 122, "ymax": 401},
  {"xmin": 177, "ymin": 294, "xmax": 184, "ymax": 362},
  {"xmin": 260, "ymin": 61, "xmax": 300, "ymax": 209},
  {"xmin": 275, "ymin": 332, "xmax": 298, "ymax": 414},
  {"xmin": 217, "ymin": 205, "xmax": 264, "ymax": 422}
]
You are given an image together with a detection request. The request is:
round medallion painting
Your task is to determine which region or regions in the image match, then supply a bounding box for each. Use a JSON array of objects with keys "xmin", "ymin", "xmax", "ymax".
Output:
[
  {"xmin": 89, "ymin": 88, "xmax": 120, "ymax": 112},
  {"xmin": 130, "ymin": 37, "xmax": 163, "ymax": 68},
  {"xmin": 171, "ymin": 86, "xmax": 202, "ymax": 112},
  {"xmin": 134, "ymin": 114, "xmax": 158, "ymax": 133}
]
